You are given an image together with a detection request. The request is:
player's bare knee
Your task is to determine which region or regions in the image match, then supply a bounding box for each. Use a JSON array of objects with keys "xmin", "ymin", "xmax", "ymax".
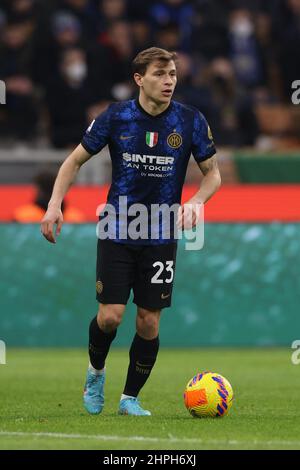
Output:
[
  {"xmin": 97, "ymin": 304, "xmax": 125, "ymax": 332},
  {"xmin": 98, "ymin": 313, "xmax": 122, "ymax": 332},
  {"xmin": 138, "ymin": 307, "xmax": 160, "ymax": 319},
  {"xmin": 137, "ymin": 308, "xmax": 160, "ymax": 336}
]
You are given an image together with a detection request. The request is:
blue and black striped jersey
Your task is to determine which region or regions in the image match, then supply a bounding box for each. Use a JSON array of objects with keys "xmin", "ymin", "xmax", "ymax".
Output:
[{"xmin": 81, "ymin": 99, "xmax": 216, "ymax": 244}]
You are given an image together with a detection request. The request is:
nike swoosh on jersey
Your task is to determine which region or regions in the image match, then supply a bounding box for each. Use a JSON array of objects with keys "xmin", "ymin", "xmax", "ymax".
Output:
[{"xmin": 120, "ymin": 135, "xmax": 135, "ymax": 140}]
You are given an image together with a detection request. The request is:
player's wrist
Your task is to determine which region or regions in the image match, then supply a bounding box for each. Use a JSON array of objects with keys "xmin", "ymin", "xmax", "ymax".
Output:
[
  {"xmin": 48, "ymin": 200, "xmax": 62, "ymax": 211},
  {"xmin": 191, "ymin": 194, "xmax": 204, "ymax": 205}
]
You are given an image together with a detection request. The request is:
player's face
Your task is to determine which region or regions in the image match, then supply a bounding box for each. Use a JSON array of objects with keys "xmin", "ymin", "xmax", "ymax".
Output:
[{"xmin": 139, "ymin": 60, "xmax": 177, "ymax": 104}]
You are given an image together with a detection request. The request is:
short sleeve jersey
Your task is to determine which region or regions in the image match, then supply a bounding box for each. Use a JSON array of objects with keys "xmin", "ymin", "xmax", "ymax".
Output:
[{"xmin": 81, "ymin": 99, "xmax": 216, "ymax": 244}]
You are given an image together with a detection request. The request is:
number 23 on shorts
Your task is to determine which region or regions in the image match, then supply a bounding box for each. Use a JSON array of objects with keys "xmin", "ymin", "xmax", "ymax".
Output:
[{"xmin": 151, "ymin": 261, "xmax": 174, "ymax": 284}]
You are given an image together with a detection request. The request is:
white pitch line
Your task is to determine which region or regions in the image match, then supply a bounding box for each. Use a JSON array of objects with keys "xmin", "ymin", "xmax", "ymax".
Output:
[{"xmin": 0, "ymin": 431, "xmax": 300, "ymax": 447}]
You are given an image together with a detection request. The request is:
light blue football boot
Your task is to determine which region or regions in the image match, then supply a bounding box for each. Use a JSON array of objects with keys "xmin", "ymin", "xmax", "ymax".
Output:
[
  {"xmin": 83, "ymin": 367, "xmax": 105, "ymax": 415},
  {"xmin": 118, "ymin": 397, "xmax": 151, "ymax": 416}
]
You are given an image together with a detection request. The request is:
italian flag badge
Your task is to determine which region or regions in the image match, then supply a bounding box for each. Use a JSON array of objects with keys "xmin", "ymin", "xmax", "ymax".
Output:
[{"xmin": 146, "ymin": 131, "xmax": 158, "ymax": 147}]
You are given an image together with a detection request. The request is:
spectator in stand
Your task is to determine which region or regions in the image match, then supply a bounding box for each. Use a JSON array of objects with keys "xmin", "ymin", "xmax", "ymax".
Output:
[
  {"xmin": 228, "ymin": 8, "xmax": 265, "ymax": 89},
  {"xmin": 32, "ymin": 11, "xmax": 84, "ymax": 88},
  {"xmin": 97, "ymin": 0, "xmax": 128, "ymax": 33},
  {"xmin": 149, "ymin": 0, "xmax": 194, "ymax": 51},
  {"xmin": 154, "ymin": 22, "xmax": 182, "ymax": 52},
  {"xmin": 88, "ymin": 1, "xmax": 132, "ymax": 101},
  {"xmin": 203, "ymin": 57, "xmax": 259, "ymax": 147},
  {"xmin": 0, "ymin": 8, "xmax": 6, "ymax": 56},
  {"xmin": 271, "ymin": 0, "xmax": 300, "ymax": 100},
  {"xmin": 45, "ymin": 48, "xmax": 95, "ymax": 148},
  {"xmin": 52, "ymin": 11, "xmax": 84, "ymax": 49},
  {"xmin": 4, "ymin": 0, "xmax": 37, "ymax": 21},
  {"xmin": 0, "ymin": 18, "xmax": 38, "ymax": 141},
  {"xmin": 130, "ymin": 20, "xmax": 152, "ymax": 57},
  {"xmin": 13, "ymin": 169, "xmax": 84, "ymax": 222},
  {"xmin": 173, "ymin": 52, "xmax": 212, "ymax": 115},
  {"xmin": 127, "ymin": 0, "xmax": 152, "ymax": 21},
  {"xmin": 59, "ymin": 0, "xmax": 98, "ymax": 39},
  {"xmin": 191, "ymin": 0, "xmax": 230, "ymax": 59},
  {"xmin": 253, "ymin": 9, "xmax": 279, "ymax": 100},
  {"xmin": 0, "ymin": 0, "xmax": 299, "ymax": 148},
  {"xmin": 97, "ymin": 20, "xmax": 134, "ymax": 101}
]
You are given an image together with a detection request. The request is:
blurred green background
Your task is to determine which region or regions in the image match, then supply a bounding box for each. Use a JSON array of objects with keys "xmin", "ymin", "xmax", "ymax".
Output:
[{"xmin": 1, "ymin": 223, "xmax": 299, "ymax": 347}]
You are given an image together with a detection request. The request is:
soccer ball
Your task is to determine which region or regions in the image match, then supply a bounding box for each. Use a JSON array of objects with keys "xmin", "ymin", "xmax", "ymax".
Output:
[{"xmin": 184, "ymin": 371, "xmax": 234, "ymax": 418}]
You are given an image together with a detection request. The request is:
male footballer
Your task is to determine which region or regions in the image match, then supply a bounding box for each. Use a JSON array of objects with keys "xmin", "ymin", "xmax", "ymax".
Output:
[{"xmin": 41, "ymin": 47, "xmax": 221, "ymax": 416}]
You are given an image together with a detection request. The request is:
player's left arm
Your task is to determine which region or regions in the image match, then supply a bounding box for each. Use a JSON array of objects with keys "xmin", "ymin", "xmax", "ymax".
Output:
[
  {"xmin": 177, "ymin": 155, "xmax": 221, "ymax": 229},
  {"xmin": 194, "ymin": 154, "xmax": 221, "ymax": 203}
]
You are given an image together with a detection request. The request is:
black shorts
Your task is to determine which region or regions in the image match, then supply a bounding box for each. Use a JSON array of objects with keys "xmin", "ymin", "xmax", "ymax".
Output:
[{"xmin": 96, "ymin": 239, "xmax": 178, "ymax": 310}]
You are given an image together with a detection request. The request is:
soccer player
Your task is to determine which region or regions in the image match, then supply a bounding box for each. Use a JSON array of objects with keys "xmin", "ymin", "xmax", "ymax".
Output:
[{"xmin": 41, "ymin": 47, "xmax": 221, "ymax": 416}]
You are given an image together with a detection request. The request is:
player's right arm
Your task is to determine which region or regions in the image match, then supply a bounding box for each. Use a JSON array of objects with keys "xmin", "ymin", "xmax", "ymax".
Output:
[
  {"xmin": 41, "ymin": 144, "xmax": 91, "ymax": 244},
  {"xmin": 41, "ymin": 104, "xmax": 112, "ymax": 243}
]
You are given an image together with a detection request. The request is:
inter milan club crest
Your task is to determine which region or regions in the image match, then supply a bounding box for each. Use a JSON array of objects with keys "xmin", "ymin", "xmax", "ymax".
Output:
[
  {"xmin": 167, "ymin": 131, "xmax": 182, "ymax": 149},
  {"xmin": 146, "ymin": 131, "xmax": 158, "ymax": 147}
]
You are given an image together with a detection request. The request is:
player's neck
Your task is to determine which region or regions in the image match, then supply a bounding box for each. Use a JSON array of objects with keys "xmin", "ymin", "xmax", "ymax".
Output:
[{"xmin": 138, "ymin": 94, "xmax": 171, "ymax": 116}]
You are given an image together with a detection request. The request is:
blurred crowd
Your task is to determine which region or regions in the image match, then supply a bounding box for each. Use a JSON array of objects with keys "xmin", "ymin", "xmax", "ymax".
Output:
[{"xmin": 0, "ymin": 0, "xmax": 300, "ymax": 149}]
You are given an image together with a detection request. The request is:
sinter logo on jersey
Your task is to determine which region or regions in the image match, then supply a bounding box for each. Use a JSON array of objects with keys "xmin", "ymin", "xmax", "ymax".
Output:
[
  {"xmin": 167, "ymin": 131, "xmax": 182, "ymax": 149},
  {"xmin": 122, "ymin": 153, "xmax": 174, "ymax": 176}
]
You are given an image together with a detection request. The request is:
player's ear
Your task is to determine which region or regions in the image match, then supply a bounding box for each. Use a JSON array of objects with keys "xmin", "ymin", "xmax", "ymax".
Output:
[{"xmin": 134, "ymin": 73, "xmax": 143, "ymax": 87}]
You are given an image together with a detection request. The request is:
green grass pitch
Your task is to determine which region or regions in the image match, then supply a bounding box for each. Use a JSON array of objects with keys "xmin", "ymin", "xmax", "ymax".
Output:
[{"xmin": 0, "ymin": 348, "xmax": 300, "ymax": 450}]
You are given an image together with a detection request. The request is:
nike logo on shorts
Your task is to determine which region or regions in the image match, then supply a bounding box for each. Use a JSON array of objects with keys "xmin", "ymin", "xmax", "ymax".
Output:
[{"xmin": 161, "ymin": 293, "xmax": 171, "ymax": 299}]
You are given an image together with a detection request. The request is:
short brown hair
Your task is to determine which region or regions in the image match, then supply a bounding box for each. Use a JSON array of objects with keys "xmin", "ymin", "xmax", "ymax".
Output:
[{"xmin": 132, "ymin": 47, "xmax": 177, "ymax": 76}]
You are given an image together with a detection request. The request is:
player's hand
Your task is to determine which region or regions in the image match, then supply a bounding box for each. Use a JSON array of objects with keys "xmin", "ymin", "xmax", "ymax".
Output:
[
  {"xmin": 176, "ymin": 200, "xmax": 203, "ymax": 230},
  {"xmin": 40, "ymin": 206, "xmax": 63, "ymax": 244}
]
